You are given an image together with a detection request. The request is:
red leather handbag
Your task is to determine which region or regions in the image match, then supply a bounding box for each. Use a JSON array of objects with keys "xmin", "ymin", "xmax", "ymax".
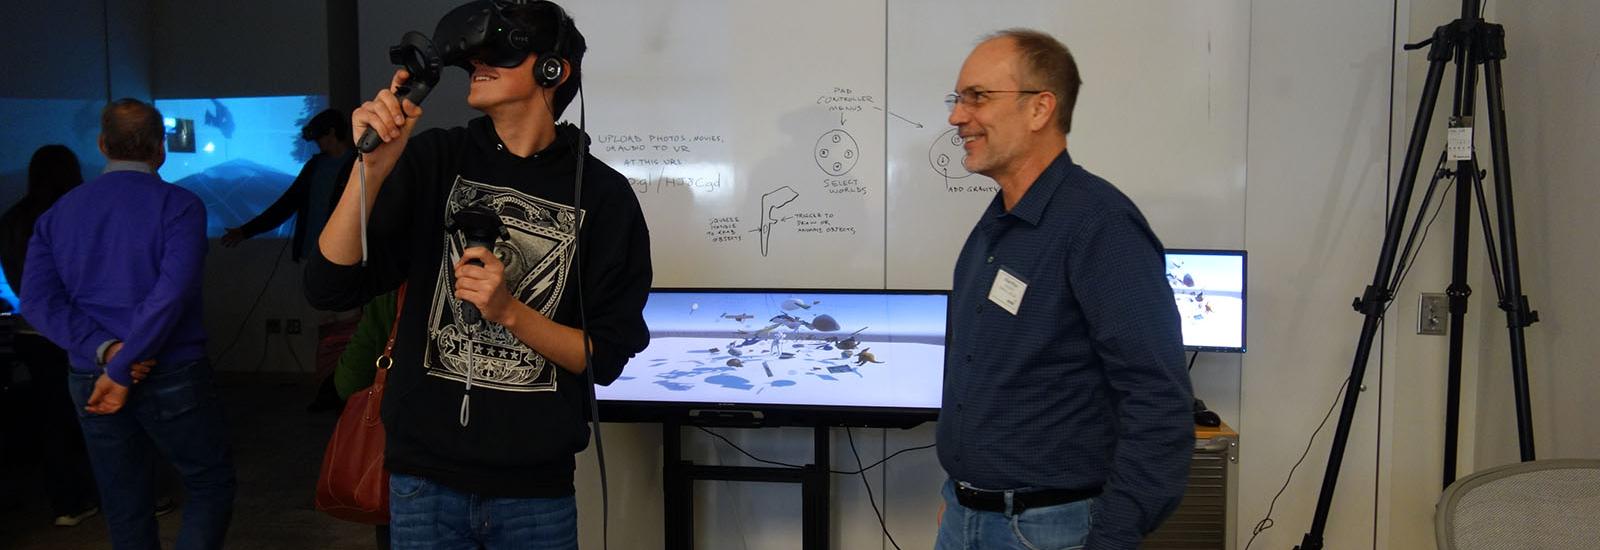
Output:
[{"xmin": 314, "ymin": 285, "xmax": 405, "ymax": 524}]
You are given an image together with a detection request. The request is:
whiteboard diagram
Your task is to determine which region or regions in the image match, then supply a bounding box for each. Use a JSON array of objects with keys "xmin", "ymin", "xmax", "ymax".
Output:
[
  {"xmin": 928, "ymin": 127, "xmax": 972, "ymax": 183},
  {"xmin": 814, "ymin": 129, "xmax": 860, "ymax": 176},
  {"xmin": 755, "ymin": 186, "xmax": 800, "ymax": 257}
]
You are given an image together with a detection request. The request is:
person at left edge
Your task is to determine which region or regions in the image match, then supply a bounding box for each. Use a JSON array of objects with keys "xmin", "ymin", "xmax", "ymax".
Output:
[{"xmin": 0, "ymin": 144, "xmax": 101, "ymax": 528}]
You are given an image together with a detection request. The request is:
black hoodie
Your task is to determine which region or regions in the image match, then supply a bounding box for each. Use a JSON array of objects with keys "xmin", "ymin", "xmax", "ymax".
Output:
[{"xmin": 305, "ymin": 116, "xmax": 651, "ymax": 497}]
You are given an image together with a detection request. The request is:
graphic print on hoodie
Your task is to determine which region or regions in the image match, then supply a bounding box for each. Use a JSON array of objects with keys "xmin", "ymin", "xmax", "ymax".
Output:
[{"xmin": 424, "ymin": 176, "xmax": 584, "ymax": 393}]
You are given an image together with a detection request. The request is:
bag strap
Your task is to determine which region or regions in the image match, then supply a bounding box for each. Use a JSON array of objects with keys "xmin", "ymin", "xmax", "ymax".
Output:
[
  {"xmin": 362, "ymin": 284, "xmax": 407, "ymax": 423},
  {"xmin": 376, "ymin": 284, "xmax": 408, "ymax": 371}
]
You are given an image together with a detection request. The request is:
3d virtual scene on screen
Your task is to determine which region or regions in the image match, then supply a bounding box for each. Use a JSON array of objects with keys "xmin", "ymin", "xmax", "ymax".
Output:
[
  {"xmin": 1166, "ymin": 252, "xmax": 1245, "ymax": 351},
  {"xmin": 598, "ymin": 292, "xmax": 948, "ymax": 410}
]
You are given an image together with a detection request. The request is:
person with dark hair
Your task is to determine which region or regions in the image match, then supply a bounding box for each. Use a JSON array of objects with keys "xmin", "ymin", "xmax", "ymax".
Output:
[
  {"xmin": 0, "ymin": 144, "xmax": 102, "ymax": 527},
  {"xmin": 221, "ymin": 108, "xmax": 358, "ymax": 262},
  {"xmin": 935, "ymin": 30, "xmax": 1193, "ymax": 549},
  {"xmin": 2, "ymin": 145, "xmax": 84, "ymax": 298},
  {"xmin": 21, "ymin": 98, "xmax": 237, "ymax": 549},
  {"xmin": 304, "ymin": 2, "xmax": 650, "ymax": 548}
]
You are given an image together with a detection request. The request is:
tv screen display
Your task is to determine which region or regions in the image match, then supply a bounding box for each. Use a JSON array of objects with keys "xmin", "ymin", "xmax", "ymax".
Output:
[
  {"xmin": 598, "ymin": 289, "xmax": 947, "ymax": 425},
  {"xmin": 1166, "ymin": 249, "xmax": 1247, "ymax": 352}
]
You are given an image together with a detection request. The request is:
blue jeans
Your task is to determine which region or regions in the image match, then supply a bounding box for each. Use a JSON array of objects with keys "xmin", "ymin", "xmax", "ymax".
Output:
[
  {"xmin": 69, "ymin": 359, "xmax": 236, "ymax": 550},
  {"xmin": 935, "ymin": 479, "xmax": 1094, "ymax": 550},
  {"xmin": 389, "ymin": 472, "xmax": 578, "ymax": 549}
]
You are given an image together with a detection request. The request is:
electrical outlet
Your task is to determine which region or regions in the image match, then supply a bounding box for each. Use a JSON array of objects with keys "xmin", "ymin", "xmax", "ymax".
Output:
[
  {"xmin": 286, "ymin": 319, "xmax": 302, "ymax": 335},
  {"xmin": 1418, "ymin": 293, "xmax": 1447, "ymax": 335},
  {"xmin": 265, "ymin": 318, "xmax": 281, "ymax": 334}
]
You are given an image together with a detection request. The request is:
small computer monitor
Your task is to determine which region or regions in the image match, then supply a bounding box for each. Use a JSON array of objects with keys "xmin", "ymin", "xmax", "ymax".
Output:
[
  {"xmin": 1166, "ymin": 249, "xmax": 1247, "ymax": 353},
  {"xmin": 598, "ymin": 289, "xmax": 947, "ymax": 426}
]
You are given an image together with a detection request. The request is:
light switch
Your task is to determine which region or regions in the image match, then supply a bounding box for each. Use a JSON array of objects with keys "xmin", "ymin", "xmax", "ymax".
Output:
[{"xmin": 1418, "ymin": 293, "xmax": 1448, "ymax": 335}]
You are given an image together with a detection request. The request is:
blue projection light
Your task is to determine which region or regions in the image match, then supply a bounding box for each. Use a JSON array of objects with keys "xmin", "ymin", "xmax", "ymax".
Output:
[{"xmin": 154, "ymin": 95, "xmax": 328, "ymax": 238}]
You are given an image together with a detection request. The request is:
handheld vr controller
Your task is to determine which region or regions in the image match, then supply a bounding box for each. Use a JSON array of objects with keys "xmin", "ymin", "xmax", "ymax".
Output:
[{"xmin": 356, "ymin": 31, "xmax": 443, "ymax": 154}]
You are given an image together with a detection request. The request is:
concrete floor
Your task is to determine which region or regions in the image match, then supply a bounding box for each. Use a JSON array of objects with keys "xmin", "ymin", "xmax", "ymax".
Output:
[{"xmin": 0, "ymin": 373, "xmax": 376, "ymax": 549}]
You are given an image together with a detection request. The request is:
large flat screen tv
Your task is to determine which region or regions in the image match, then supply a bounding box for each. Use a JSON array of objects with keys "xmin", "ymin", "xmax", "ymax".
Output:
[
  {"xmin": 1165, "ymin": 248, "xmax": 1248, "ymax": 353},
  {"xmin": 597, "ymin": 289, "xmax": 947, "ymax": 427}
]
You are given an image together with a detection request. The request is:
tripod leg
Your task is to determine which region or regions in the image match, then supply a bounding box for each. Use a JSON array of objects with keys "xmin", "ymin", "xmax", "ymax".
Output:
[
  {"xmin": 1470, "ymin": 161, "xmax": 1504, "ymax": 296},
  {"xmin": 1297, "ymin": 32, "xmax": 1456, "ymax": 550},
  {"xmin": 1443, "ymin": 173, "xmax": 1473, "ymax": 487},
  {"xmin": 1480, "ymin": 25, "xmax": 1538, "ymax": 461},
  {"xmin": 1442, "ymin": 20, "xmax": 1482, "ymax": 489}
]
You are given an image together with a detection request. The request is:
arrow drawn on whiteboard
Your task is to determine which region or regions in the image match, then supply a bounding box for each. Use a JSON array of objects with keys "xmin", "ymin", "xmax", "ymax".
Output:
[
  {"xmin": 874, "ymin": 106, "xmax": 923, "ymax": 128},
  {"xmin": 840, "ymin": 112, "xmax": 846, "ymax": 126}
]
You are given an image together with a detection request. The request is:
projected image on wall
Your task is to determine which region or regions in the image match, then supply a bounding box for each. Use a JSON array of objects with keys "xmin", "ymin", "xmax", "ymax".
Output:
[
  {"xmin": 154, "ymin": 95, "xmax": 328, "ymax": 237},
  {"xmin": 599, "ymin": 290, "xmax": 948, "ymax": 411}
]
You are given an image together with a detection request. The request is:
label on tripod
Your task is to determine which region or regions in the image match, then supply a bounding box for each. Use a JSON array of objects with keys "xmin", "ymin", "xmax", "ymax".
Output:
[{"xmin": 1447, "ymin": 117, "xmax": 1473, "ymax": 161}]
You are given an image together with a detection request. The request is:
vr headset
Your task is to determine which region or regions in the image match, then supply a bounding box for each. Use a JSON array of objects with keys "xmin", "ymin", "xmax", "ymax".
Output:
[
  {"xmin": 393, "ymin": 0, "xmax": 573, "ymax": 91},
  {"xmin": 435, "ymin": 0, "xmax": 573, "ymax": 88},
  {"xmin": 357, "ymin": 0, "xmax": 574, "ymax": 152}
]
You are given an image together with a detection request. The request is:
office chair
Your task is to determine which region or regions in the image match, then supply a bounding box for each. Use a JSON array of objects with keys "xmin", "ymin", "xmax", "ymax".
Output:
[{"xmin": 1436, "ymin": 458, "xmax": 1600, "ymax": 549}]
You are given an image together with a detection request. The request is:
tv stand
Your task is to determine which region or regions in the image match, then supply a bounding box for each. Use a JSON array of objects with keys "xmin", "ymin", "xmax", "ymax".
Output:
[{"xmin": 662, "ymin": 420, "xmax": 831, "ymax": 550}]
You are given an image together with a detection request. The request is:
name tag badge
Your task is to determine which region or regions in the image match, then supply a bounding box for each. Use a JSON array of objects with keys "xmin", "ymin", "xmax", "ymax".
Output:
[{"xmin": 988, "ymin": 266, "xmax": 1026, "ymax": 316}]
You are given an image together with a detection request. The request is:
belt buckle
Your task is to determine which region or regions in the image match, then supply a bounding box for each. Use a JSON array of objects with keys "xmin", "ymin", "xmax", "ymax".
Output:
[
  {"xmin": 955, "ymin": 481, "xmax": 1012, "ymax": 513},
  {"xmin": 955, "ymin": 482, "xmax": 993, "ymax": 501},
  {"xmin": 956, "ymin": 480, "xmax": 995, "ymax": 492}
]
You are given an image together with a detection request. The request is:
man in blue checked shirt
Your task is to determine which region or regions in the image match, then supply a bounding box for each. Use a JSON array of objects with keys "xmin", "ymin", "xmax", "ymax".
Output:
[
  {"xmin": 936, "ymin": 29, "xmax": 1194, "ymax": 550},
  {"xmin": 22, "ymin": 98, "xmax": 236, "ymax": 550}
]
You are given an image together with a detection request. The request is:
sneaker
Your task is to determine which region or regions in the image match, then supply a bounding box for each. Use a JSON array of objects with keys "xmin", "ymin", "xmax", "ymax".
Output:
[
  {"xmin": 154, "ymin": 498, "xmax": 178, "ymax": 517},
  {"xmin": 53, "ymin": 506, "xmax": 99, "ymax": 527}
]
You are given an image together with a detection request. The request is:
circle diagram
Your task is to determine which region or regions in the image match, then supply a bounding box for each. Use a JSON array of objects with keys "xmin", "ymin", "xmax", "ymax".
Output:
[
  {"xmin": 929, "ymin": 128, "xmax": 971, "ymax": 179},
  {"xmin": 814, "ymin": 129, "xmax": 859, "ymax": 176}
]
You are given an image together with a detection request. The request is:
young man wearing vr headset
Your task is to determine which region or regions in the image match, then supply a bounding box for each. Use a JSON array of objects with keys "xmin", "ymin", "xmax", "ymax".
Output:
[{"xmin": 305, "ymin": 1, "xmax": 650, "ymax": 547}]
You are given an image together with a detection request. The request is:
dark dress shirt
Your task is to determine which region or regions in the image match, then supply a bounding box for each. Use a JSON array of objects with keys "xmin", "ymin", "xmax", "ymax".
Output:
[{"xmin": 938, "ymin": 149, "xmax": 1194, "ymax": 549}]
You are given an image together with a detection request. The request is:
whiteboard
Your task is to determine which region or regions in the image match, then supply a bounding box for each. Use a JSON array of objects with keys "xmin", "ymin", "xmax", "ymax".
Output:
[
  {"xmin": 885, "ymin": 1, "xmax": 1250, "ymax": 288},
  {"xmin": 365, "ymin": 1, "xmax": 1249, "ymax": 291},
  {"xmin": 570, "ymin": 0, "xmax": 888, "ymax": 289}
]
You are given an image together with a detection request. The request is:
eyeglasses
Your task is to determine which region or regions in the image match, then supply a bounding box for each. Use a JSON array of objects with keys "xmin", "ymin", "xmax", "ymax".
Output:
[{"xmin": 944, "ymin": 89, "xmax": 1045, "ymax": 111}]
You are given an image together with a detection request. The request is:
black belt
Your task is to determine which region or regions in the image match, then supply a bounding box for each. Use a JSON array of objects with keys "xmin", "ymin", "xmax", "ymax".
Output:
[{"xmin": 953, "ymin": 483, "xmax": 1101, "ymax": 515}]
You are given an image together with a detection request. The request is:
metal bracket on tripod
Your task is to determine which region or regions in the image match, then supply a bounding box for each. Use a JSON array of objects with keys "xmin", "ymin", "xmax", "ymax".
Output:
[
  {"xmin": 1408, "ymin": 19, "xmax": 1506, "ymax": 64},
  {"xmin": 1350, "ymin": 285, "xmax": 1390, "ymax": 316},
  {"xmin": 1502, "ymin": 295, "xmax": 1539, "ymax": 328}
]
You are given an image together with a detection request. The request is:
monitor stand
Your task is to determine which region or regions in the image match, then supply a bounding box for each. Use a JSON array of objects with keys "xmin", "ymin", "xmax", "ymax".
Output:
[{"xmin": 663, "ymin": 420, "xmax": 830, "ymax": 549}]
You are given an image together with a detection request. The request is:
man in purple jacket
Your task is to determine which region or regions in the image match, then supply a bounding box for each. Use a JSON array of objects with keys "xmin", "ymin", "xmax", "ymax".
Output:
[{"xmin": 21, "ymin": 98, "xmax": 236, "ymax": 550}]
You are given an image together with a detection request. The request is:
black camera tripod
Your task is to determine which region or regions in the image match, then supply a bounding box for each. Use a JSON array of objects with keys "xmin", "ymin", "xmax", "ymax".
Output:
[{"xmin": 1296, "ymin": 1, "xmax": 1538, "ymax": 548}]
